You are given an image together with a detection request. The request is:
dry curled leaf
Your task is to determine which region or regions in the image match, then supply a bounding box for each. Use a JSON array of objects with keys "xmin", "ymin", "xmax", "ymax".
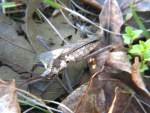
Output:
[
  {"xmin": 80, "ymin": 0, "xmax": 102, "ymax": 10},
  {"xmin": 108, "ymin": 87, "xmax": 133, "ymax": 113},
  {"xmin": 99, "ymin": 0, "xmax": 124, "ymax": 45},
  {"xmin": 0, "ymin": 80, "xmax": 20, "ymax": 113},
  {"xmin": 131, "ymin": 57, "xmax": 150, "ymax": 96}
]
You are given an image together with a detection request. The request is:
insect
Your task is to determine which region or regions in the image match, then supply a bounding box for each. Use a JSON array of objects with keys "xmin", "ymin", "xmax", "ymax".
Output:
[{"xmin": 37, "ymin": 38, "xmax": 100, "ymax": 77}]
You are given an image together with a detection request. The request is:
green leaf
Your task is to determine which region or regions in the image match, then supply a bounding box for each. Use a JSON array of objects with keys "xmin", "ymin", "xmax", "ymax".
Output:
[
  {"xmin": 125, "ymin": 13, "xmax": 133, "ymax": 21},
  {"xmin": 123, "ymin": 34, "xmax": 131, "ymax": 45},
  {"xmin": 124, "ymin": 26, "xmax": 142, "ymax": 40},
  {"xmin": 0, "ymin": 2, "xmax": 16, "ymax": 8},
  {"xmin": 139, "ymin": 41, "xmax": 147, "ymax": 51},
  {"xmin": 123, "ymin": 26, "xmax": 143, "ymax": 45},
  {"xmin": 145, "ymin": 39, "xmax": 150, "ymax": 48},
  {"xmin": 144, "ymin": 49, "xmax": 150, "ymax": 61},
  {"xmin": 140, "ymin": 62, "xmax": 149, "ymax": 72},
  {"xmin": 128, "ymin": 54, "xmax": 132, "ymax": 60},
  {"xmin": 129, "ymin": 44, "xmax": 142, "ymax": 55},
  {"xmin": 125, "ymin": 26, "xmax": 133, "ymax": 35},
  {"xmin": 132, "ymin": 30, "xmax": 143, "ymax": 39},
  {"xmin": 43, "ymin": 0, "xmax": 61, "ymax": 9},
  {"xmin": 139, "ymin": 41, "xmax": 144, "ymax": 46}
]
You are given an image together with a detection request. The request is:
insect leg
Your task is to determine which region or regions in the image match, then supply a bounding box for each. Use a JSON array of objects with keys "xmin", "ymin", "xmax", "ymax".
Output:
[{"xmin": 64, "ymin": 68, "xmax": 73, "ymax": 92}]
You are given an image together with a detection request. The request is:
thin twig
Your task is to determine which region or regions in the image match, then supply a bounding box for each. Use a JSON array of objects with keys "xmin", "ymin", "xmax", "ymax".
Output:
[
  {"xmin": 17, "ymin": 88, "xmax": 64, "ymax": 113},
  {"xmin": 60, "ymin": 9, "xmax": 94, "ymax": 35},
  {"xmin": 84, "ymin": 44, "xmax": 112, "ymax": 59},
  {"xmin": 44, "ymin": 100, "xmax": 74, "ymax": 113},
  {"xmin": 69, "ymin": 0, "xmax": 98, "ymax": 16},
  {"xmin": 122, "ymin": 92, "xmax": 134, "ymax": 113},
  {"xmin": 75, "ymin": 66, "xmax": 104, "ymax": 113},
  {"xmin": 23, "ymin": 107, "xmax": 34, "ymax": 113},
  {"xmin": 25, "ymin": 3, "xmax": 38, "ymax": 53},
  {"xmin": 136, "ymin": 96, "xmax": 150, "ymax": 108},
  {"xmin": 134, "ymin": 96, "xmax": 148, "ymax": 113},
  {"xmin": 18, "ymin": 92, "xmax": 54, "ymax": 113},
  {"xmin": 36, "ymin": 9, "xmax": 68, "ymax": 44},
  {"xmin": 60, "ymin": 5, "xmax": 123, "ymax": 36}
]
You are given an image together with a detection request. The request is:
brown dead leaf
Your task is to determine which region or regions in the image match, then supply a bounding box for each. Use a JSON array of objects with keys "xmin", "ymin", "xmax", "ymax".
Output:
[
  {"xmin": 108, "ymin": 87, "xmax": 133, "ymax": 113},
  {"xmin": 131, "ymin": 57, "xmax": 150, "ymax": 96},
  {"xmin": 0, "ymin": 80, "xmax": 21, "ymax": 113},
  {"xmin": 80, "ymin": 0, "xmax": 102, "ymax": 10},
  {"xmin": 108, "ymin": 51, "xmax": 131, "ymax": 73},
  {"xmin": 99, "ymin": 0, "xmax": 124, "ymax": 45}
]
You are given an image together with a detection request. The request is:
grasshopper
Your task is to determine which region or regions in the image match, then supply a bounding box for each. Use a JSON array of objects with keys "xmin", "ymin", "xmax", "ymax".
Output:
[{"xmin": 37, "ymin": 38, "xmax": 100, "ymax": 77}]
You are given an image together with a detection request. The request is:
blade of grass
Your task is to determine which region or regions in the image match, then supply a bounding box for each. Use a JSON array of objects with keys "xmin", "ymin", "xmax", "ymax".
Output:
[
  {"xmin": 19, "ymin": 100, "xmax": 50, "ymax": 113},
  {"xmin": 43, "ymin": 0, "xmax": 61, "ymax": 9},
  {"xmin": 17, "ymin": 89, "xmax": 63, "ymax": 113},
  {"xmin": 0, "ymin": 2, "xmax": 16, "ymax": 8},
  {"xmin": 131, "ymin": 6, "xmax": 150, "ymax": 39}
]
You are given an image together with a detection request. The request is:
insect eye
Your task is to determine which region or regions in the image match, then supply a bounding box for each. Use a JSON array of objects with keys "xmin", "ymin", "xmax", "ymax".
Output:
[
  {"xmin": 66, "ymin": 60, "xmax": 69, "ymax": 63},
  {"xmin": 88, "ymin": 58, "xmax": 97, "ymax": 70}
]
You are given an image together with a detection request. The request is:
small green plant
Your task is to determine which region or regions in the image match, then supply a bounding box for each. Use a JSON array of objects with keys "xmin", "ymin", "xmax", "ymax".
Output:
[
  {"xmin": 129, "ymin": 39, "xmax": 150, "ymax": 72},
  {"xmin": 123, "ymin": 26, "xmax": 150, "ymax": 72},
  {"xmin": 123, "ymin": 26, "xmax": 143, "ymax": 45}
]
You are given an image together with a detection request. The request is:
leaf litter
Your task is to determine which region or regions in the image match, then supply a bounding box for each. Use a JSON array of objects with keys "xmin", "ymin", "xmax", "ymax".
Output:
[{"xmin": 0, "ymin": 0, "xmax": 150, "ymax": 113}]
